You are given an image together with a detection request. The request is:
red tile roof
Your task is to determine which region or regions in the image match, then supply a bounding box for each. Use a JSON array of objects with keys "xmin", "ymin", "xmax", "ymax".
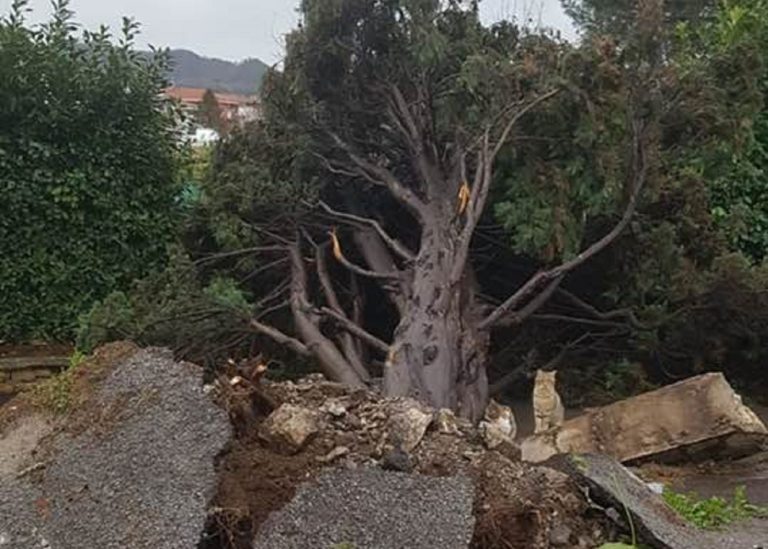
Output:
[{"xmin": 164, "ymin": 87, "xmax": 258, "ymax": 107}]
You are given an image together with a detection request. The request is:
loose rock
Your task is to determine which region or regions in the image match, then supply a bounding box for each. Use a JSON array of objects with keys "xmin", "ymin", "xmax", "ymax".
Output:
[
  {"xmin": 434, "ymin": 408, "xmax": 460, "ymax": 435},
  {"xmin": 261, "ymin": 404, "xmax": 320, "ymax": 454},
  {"xmin": 316, "ymin": 446, "xmax": 350, "ymax": 464},
  {"xmin": 385, "ymin": 399, "xmax": 433, "ymax": 452}
]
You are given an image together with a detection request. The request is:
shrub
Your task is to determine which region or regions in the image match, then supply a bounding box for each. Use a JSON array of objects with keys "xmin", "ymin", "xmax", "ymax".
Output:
[{"xmin": 0, "ymin": 0, "xmax": 182, "ymax": 340}]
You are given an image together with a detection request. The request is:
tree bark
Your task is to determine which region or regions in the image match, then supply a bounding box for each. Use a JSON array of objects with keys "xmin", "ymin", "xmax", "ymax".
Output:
[{"xmin": 383, "ymin": 215, "xmax": 490, "ymax": 423}]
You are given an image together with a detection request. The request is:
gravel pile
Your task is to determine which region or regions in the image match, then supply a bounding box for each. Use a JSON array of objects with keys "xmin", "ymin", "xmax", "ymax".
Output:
[
  {"xmin": 253, "ymin": 467, "xmax": 475, "ymax": 549},
  {"xmin": 0, "ymin": 347, "xmax": 231, "ymax": 549}
]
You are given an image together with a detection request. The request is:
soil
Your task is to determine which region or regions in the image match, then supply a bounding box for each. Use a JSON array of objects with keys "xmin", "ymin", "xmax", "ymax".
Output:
[
  {"xmin": 0, "ymin": 342, "xmax": 139, "ymax": 445},
  {"xmin": 200, "ymin": 374, "xmax": 608, "ymax": 549}
]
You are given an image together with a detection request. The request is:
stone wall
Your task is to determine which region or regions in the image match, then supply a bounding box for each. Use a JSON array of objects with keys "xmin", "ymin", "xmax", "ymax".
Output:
[{"xmin": 0, "ymin": 357, "xmax": 68, "ymax": 394}]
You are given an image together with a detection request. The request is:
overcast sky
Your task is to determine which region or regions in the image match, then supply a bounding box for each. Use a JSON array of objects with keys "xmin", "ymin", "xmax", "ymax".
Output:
[{"xmin": 0, "ymin": 0, "xmax": 576, "ymax": 64}]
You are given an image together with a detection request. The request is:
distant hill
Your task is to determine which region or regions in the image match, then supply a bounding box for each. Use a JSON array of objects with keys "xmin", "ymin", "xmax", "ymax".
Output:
[{"xmin": 162, "ymin": 49, "xmax": 270, "ymax": 95}]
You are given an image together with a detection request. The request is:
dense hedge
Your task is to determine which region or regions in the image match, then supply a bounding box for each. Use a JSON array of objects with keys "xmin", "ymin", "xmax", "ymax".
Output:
[{"xmin": 0, "ymin": 1, "xmax": 182, "ymax": 340}]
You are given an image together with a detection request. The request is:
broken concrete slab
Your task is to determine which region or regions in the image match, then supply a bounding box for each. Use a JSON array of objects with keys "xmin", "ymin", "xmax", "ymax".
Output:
[
  {"xmin": 522, "ymin": 373, "xmax": 767, "ymax": 464},
  {"xmin": 253, "ymin": 468, "xmax": 475, "ymax": 549},
  {"xmin": 557, "ymin": 453, "xmax": 708, "ymax": 549},
  {"xmin": 0, "ymin": 346, "xmax": 231, "ymax": 549}
]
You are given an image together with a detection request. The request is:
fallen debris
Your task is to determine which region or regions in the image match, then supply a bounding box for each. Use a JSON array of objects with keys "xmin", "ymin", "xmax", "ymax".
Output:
[
  {"xmin": 253, "ymin": 468, "xmax": 475, "ymax": 549},
  {"xmin": 204, "ymin": 374, "xmax": 609, "ymax": 549},
  {"xmin": 384, "ymin": 398, "xmax": 433, "ymax": 452},
  {"xmin": 260, "ymin": 404, "xmax": 320, "ymax": 454},
  {"xmin": 522, "ymin": 373, "xmax": 767, "ymax": 464},
  {"xmin": 0, "ymin": 345, "xmax": 231, "ymax": 549},
  {"xmin": 556, "ymin": 453, "xmax": 707, "ymax": 549}
]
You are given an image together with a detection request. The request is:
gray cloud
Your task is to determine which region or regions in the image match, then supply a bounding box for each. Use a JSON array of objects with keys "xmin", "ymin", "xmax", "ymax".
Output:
[{"xmin": 1, "ymin": 0, "xmax": 575, "ymax": 63}]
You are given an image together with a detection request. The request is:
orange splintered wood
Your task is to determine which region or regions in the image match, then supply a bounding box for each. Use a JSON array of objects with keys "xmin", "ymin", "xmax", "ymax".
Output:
[
  {"xmin": 330, "ymin": 228, "xmax": 343, "ymax": 261},
  {"xmin": 457, "ymin": 181, "xmax": 471, "ymax": 215}
]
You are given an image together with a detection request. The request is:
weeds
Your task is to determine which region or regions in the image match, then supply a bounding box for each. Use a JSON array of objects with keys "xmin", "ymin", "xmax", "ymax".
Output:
[
  {"xmin": 663, "ymin": 486, "xmax": 768, "ymax": 530},
  {"xmin": 29, "ymin": 349, "xmax": 85, "ymax": 414}
]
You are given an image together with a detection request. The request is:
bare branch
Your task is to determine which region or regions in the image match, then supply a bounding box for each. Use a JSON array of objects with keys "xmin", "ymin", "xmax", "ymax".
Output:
[
  {"xmin": 318, "ymin": 200, "xmax": 415, "ymax": 262},
  {"xmin": 352, "ymin": 228, "xmax": 409, "ymax": 315},
  {"xmin": 319, "ymin": 306, "xmax": 390, "ymax": 354},
  {"xmin": 491, "ymin": 89, "xmax": 561, "ymax": 160},
  {"xmin": 254, "ymin": 299, "xmax": 290, "ymax": 321},
  {"xmin": 288, "ymin": 240, "xmax": 365, "ymax": 387},
  {"xmin": 490, "ymin": 332, "xmax": 592, "ymax": 396},
  {"xmin": 330, "ymin": 133, "xmax": 427, "ymax": 218},
  {"xmin": 530, "ymin": 313, "xmax": 631, "ymax": 330},
  {"xmin": 449, "ymin": 130, "xmax": 492, "ymax": 286},
  {"xmin": 556, "ymin": 289, "xmax": 651, "ymax": 330},
  {"xmin": 449, "ymin": 91, "xmax": 560, "ymax": 288},
  {"xmin": 387, "ymin": 84, "xmax": 421, "ymax": 145},
  {"xmin": 194, "ymin": 245, "xmax": 287, "ymax": 266},
  {"xmin": 249, "ymin": 319, "xmax": 310, "ymax": 356},
  {"xmin": 329, "ymin": 229, "xmax": 402, "ymax": 281},
  {"xmin": 241, "ymin": 257, "xmax": 290, "ymax": 284},
  {"xmin": 387, "ymin": 84, "xmax": 441, "ymax": 190},
  {"xmin": 314, "ymin": 242, "xmax": 370, "ymax": 381},
  {"xmin": 312, "ymin": 152, "xmax": 361, "ymax": 179}
]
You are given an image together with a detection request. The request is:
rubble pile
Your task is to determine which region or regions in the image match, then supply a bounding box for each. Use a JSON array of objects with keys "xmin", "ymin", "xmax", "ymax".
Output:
[{"xmin": 208, "ymin": 374, "xmax": 608, "ymax": 548}]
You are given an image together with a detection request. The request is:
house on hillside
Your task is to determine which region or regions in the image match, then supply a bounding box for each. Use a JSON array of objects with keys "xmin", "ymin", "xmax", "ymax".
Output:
[{"xmin": 164, "ymin": 86, "xmax": 262, "ymax": 126}]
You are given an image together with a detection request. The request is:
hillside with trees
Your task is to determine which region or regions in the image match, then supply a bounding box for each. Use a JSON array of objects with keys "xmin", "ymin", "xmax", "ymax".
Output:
[{"xmin": 165, "ymin": 49, "xmax": 269, "ymax": 94}]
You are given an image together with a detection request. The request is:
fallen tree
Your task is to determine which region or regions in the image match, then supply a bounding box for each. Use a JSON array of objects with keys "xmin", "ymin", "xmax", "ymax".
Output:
[{"xmin": 231, "ymin": 0, "xmax": 659, "ymax": 421}]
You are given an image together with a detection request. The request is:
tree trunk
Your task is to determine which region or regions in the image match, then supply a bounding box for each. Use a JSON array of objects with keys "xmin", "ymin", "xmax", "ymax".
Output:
[{"xmin": 384, "ymin": 220, "xmax": 490, "ymax": 423}]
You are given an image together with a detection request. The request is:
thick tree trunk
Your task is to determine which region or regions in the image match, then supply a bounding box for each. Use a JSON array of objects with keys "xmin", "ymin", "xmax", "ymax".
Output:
[{"xmin": 384, "ymin": 221, "xmax": 490, "ymax": 423}]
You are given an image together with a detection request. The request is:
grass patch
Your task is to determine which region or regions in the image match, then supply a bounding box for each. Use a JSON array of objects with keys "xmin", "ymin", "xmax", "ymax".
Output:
[
  {"xmin": 29, "ymin": 363, "xmax": 78, "ymax": 414},
  {"xmin": 663, "ymin": 486, "xmax": 768, "ymax": 530},
  {"xmin": 29, "ymin": 349, "xmax": 87, "ymax": 414}
]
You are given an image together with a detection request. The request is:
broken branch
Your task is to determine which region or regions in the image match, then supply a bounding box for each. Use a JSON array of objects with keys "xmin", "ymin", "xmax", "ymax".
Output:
[
  {"xmin": 329, "ymin": 228, "xmax": 401, "ymax": 281},
  {"xmin": 318, "ymin": 200, "xmax": 415, "ymax": 262}
]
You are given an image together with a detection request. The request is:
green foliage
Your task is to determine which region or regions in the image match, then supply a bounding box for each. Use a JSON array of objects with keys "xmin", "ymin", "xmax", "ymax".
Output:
[
  {"xmin": 68, "ymin": 348, "xmax": 86, "ymax": 369},
  {"xmin": 76, "ymin": 248, "xmax": 257, "ymax": 366},
  {"xmin": 0, "ymin": 0, "xmax": 182, "ymax": 340},
  {"xmin": 562, "ymin": 0, "xmax": 716, "ymax": 38},
  {"xmin": 663, "ymin": 486, "xmax": 768, "ymax": 530}
]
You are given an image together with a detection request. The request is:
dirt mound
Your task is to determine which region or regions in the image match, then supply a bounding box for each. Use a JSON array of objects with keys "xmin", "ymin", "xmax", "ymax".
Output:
[{"xmin": 202, "ymin": 374, "xmax": 608, "ymax": 548}]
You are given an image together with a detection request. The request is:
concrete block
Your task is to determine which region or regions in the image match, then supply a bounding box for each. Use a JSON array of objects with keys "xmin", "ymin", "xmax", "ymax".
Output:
[{"xmin": 522, "ymin": 373, "xmax": 767, "ymax": 465}]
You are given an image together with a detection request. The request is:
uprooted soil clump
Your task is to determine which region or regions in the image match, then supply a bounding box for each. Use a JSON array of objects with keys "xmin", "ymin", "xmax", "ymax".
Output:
[{"xmin": 202, "ymin": 373, "xmax": 609, "ymax": 548}]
